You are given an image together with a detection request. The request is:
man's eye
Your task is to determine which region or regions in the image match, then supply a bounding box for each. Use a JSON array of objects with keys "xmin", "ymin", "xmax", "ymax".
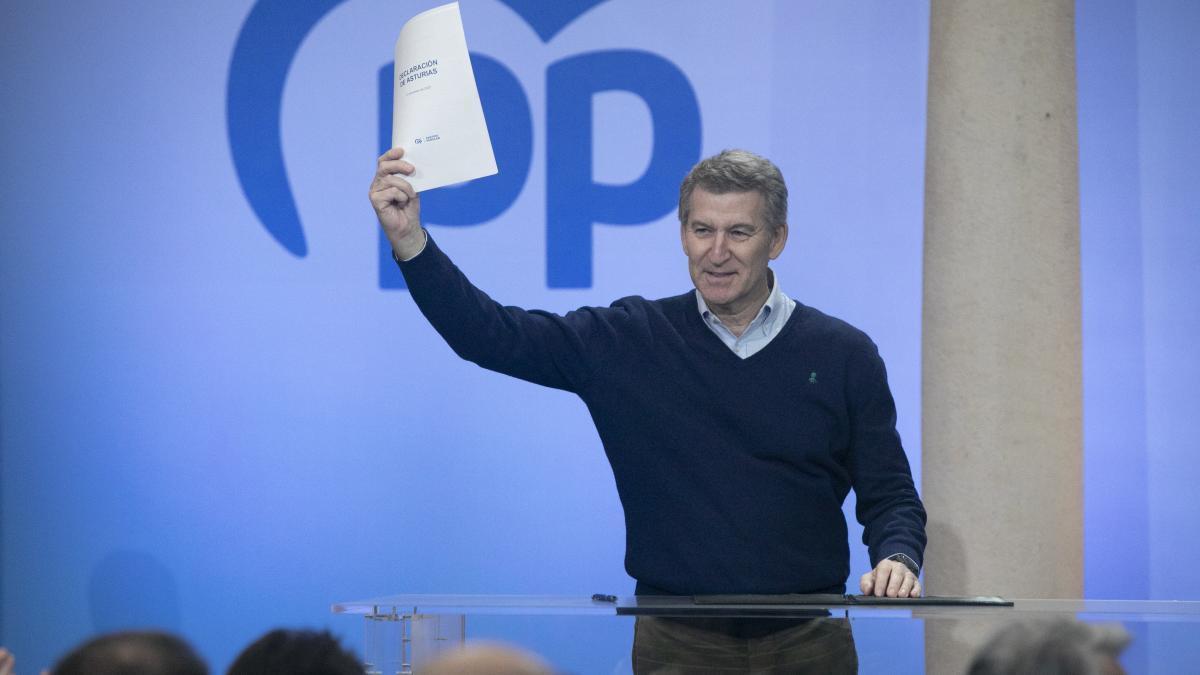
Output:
[
  {"xmin": 693, "ymin": 227, "xmax": 711, "ymax": 236},
  {"xmin": 731, "ymin": 230, "xmax": 750, "ymax": 239}
]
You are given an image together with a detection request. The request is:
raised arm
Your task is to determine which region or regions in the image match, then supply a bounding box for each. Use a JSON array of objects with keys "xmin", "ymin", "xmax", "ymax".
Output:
[{"xmin": 367, "ymin": 149, "xmax": 625, "ymax": 394}]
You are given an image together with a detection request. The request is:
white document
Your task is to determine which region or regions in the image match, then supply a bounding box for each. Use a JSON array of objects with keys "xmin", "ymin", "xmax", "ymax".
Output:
[{"xmin": 391, "ymin": 2, "xmax": 497, "ymax": 192}]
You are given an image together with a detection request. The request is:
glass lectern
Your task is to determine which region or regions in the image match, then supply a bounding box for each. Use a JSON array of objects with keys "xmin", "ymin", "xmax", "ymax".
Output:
[{"xmin": 333, "ymin": 594, "xmax": 1200, "ymax": 674}]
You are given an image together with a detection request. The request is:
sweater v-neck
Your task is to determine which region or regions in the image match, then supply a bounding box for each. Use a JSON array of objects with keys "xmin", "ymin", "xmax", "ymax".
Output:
[{"xmin": 684, "ymin": 289, "xmax": 808, "ymax": 366}]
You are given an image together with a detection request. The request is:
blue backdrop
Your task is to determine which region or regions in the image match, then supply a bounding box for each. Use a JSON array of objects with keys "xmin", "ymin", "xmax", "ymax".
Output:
[{"xmin": 1, "ymin": 1, "xmax": 1196, "ymax": 673}]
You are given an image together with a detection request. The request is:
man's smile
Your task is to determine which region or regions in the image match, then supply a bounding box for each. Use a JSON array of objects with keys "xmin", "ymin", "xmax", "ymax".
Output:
[{"xmin": 704, "ymin": 270, "xmax": 737, "ymax": 280}]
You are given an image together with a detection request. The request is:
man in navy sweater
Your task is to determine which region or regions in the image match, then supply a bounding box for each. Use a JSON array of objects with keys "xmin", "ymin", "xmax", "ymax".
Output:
[{"xmin": 370, "ymin": 148, "xmax": 926, "ymax": 671}]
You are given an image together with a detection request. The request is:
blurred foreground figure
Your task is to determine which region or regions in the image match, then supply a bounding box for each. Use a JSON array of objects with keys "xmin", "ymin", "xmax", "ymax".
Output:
[
  {"xmin": 51, "ymin": 631, "xmax": 207, "ymax": 675},
  {"xmin": 227, "ymin": 629, "xmax": 362, "ymax": 675},
  {"xmin": 421, "ymin": 643, "xmax": 553, "ymax": 675},
  {"xmin": 0, "ymin": 647, "xmax": 15, "ymax": 675},
  {"xmin": 967, "ymin": 618, "xmax": 1130, "ymax": 675}
]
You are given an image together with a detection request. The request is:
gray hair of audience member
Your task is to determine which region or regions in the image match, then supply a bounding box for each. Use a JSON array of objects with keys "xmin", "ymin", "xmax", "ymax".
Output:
[
  {"xmin": 227, "ymin": 629, "xmax": 363, "ymax": 675},
  {"xmin": 967, "ymin": 618, "xmax": 1131, "ymax": 675},
  {"xmin": 421, "ymin": 642, "xmax": 553, "ymax": 675},
  {"xmin": 678, "ymin": 149, "xmax": 789, "ymax": 236},
  {"xmin": 51, "ymin": 630, "xmax": 207, "ymax": 675}
]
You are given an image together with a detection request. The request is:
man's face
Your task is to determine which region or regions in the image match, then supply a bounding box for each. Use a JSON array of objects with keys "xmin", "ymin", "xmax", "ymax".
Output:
[{"xmin": 681, "ymin": 188, "xmax": 788, "ymax": 318}]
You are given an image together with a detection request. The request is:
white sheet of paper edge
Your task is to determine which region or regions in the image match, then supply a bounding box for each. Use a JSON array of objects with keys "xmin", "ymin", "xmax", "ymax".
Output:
[{"xmin": 391, "ymin": 2, "xmax": 498, "ymax": 192}]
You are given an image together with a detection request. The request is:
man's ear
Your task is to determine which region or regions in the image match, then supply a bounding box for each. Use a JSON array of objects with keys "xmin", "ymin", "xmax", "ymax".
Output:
[{"xmin": 769, "ymin": 222, "xmax": 789, "ymax": 260}]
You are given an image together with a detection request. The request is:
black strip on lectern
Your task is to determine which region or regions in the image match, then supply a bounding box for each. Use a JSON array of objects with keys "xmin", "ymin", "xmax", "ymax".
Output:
[{"xmin": 691, "ymin": 594, "xmax": 1013, "ymax": 607}]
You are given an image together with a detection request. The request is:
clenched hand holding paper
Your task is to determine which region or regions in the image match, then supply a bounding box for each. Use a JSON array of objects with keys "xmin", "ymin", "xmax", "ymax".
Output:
[{"xmin": 391, "ymin": 2, "xmax": 498, "ymax": 192}]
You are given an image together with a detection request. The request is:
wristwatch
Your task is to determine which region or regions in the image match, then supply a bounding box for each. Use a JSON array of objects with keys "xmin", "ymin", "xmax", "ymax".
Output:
[{"xmin": 886, "ymin": 553, "xmax": 920, "ymax": 576}]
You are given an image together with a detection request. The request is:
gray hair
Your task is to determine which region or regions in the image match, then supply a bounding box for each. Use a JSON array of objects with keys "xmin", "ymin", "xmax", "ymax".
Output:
[
  {"xmin": 678, "ymin": 149, "xmax": 788, "ymax": 235},
  {"xmin": 967, "ymin": 619, "xmax": 1131, "ymax": 675}
]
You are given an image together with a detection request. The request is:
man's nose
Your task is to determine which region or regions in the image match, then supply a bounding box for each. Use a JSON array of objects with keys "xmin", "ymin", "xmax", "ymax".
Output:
[{"xmin": 709, "ymin": 233, "xmax": 730, "ymax": 262}]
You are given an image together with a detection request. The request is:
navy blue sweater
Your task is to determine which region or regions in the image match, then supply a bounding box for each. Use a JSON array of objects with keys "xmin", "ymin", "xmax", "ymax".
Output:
[{"xmin": 400, "ymin": 235, "xmax": 926, "ymax": 594}]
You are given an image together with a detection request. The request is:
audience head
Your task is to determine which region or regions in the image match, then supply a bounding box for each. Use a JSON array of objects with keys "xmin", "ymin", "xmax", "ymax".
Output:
[
  {"xmin": 967, "ymin": 618, "xmax": 1130, "ymax": 675},
  {"xmin": 227, "ymin": 629, "xmax": 362, "ymax": 675},
  {"xmin": 51, "ymin": 630, "xmax": 207, "ymax": 675},
  {"xmin": 421, "ymin": 642, "xmax": 553, "ymax": 675}
]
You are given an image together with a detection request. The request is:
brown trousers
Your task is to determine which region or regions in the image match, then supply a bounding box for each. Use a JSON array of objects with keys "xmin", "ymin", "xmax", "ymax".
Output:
[{"xmin": 632, "ymin": 616, "xmax": 858, "ymax": 674}]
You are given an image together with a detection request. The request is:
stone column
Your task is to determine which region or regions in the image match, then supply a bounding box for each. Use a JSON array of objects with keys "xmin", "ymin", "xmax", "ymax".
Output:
[{"xmin": 922, "ymin": 1, "xmax": 1082, "ymax": 671}]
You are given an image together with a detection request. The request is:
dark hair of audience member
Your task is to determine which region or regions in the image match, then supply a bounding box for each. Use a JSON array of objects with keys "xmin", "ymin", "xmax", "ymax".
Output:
[
  {"xmin": 226, "ymin": 629, "xmax": 363, "ymax": 675},
  {"xmin": 51, "ymin": 630, "xmax": 208, "ymax": 675}
]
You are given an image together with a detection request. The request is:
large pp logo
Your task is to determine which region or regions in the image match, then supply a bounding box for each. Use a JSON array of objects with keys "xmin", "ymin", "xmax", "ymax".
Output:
[{"xmin": 228, "ymin": 0, "xmax": 701, "ymax": 288}]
